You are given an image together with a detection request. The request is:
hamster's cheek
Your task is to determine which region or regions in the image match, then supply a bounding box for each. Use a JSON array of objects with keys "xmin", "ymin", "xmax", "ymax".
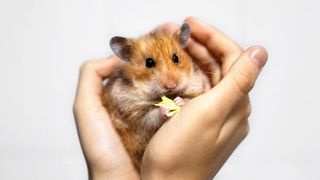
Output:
[
  {"xmin": 175, "ymin": 78, "xmax": 187, "ymax": 91},
  {"xmin": 136, "ymin": 79, "xmax": 160, "ymax": 95},
  {"xmin": 178, "ymin": 75, "xmax": 191, "ymax": 89}
]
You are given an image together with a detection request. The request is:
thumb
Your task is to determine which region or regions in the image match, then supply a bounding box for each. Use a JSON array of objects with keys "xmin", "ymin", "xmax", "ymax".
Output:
[
  {"xmin": 224, "ymin": 45, "xmax": 268, "ymax": 95},
  {"xmin": 200, "ymin": 45, "xmax": 268, "ymax": 114}
]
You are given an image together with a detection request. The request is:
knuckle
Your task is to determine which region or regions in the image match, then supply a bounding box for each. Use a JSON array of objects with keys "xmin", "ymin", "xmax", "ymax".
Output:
[
  {"xmin": 72, "ymin": 105, "xmax": 77, "ymax": 117},
  {"xmin": 72, "ymin": 101, "xmax": 80, "ymax": 116},
  {"xmin": 244, "ymin": 103, "xmax": 252, "ymax": 119},
  {"xmin": 222, "ymin": 47, "xmax": 243, "ymax": 61},
  {"xmin": 229, "ymin": 48, "xmax": 243, "ymax": 59},
  {"xmin": 242, "ymin": 124, "xmax": 250, "ymax": 137},
  {"xmin": 239, "ymin": 120, "xmax": 250, "ymax": 138},
  {"xmin": 79, "ymin": 60, "xmax": 95, "ymax": 74}
]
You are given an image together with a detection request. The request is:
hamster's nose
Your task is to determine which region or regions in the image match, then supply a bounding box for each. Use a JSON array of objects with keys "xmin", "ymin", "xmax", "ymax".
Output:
[{"xmin": 164, "ymin": 79, "xmax": 177, "ymax": 89}]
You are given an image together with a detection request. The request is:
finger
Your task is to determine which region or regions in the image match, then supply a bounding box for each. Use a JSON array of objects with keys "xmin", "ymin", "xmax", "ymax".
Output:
[
  {"xmin": 184, "ymin": 17, "xmax": 243, "ymax": 74},
  {"xmin": 74, "ymin": 56, "xmax": 120, "ymax": 108},
  {"xmin": 73, "ymin": 57, "xmax": 135, "ymax": 172},
  {"xmin": 153, "ymin": 22, "xmax": 178, "ymax": 35},
  {"xmin": 184, "ymin": 16, "xmax": 242, "ymax": 60},
  {"xmin": 186, "ymin": 38, "xmax": 221, "ymax": 85},
  {"xmin": 196, "ymin": 46, "xmax": 268, "ymax": 126}
]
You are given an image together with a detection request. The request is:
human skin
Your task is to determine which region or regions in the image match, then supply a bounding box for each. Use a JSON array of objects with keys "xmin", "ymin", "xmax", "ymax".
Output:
[{"xmin": 73, "ymin": 17, "xmax": 268, "ymax": 180}]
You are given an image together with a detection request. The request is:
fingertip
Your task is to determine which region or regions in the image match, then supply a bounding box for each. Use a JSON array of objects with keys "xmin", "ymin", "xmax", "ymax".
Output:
[
  {"xmin": 247, "ymin": 45, "xmax": 268, "ymax": 69},
  {"xmin": 98, "ymin": 56, "xmax": 121, "ymax": 78},
  {"xmin": 79, "ymin": 56, "xmax": 121, "ymax": 79},
  {"xmin": 224, "ymin": 45, "xmax": 268, "ymax": 95},
  {"xmin": 183, "ymin": 16, "xmax": 198, "ymax": 24},
  {"xmin": 154, "ymin": 22, "xmax": 178, "ymax": 35},
  {"xmin": 183, "ymin": 17, "xmax": 199, "ymax": 32}
]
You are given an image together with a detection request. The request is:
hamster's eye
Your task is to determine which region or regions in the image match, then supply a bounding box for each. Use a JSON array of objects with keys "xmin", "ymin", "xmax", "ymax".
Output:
[
  {"xmin": 172, "ymin": 54, "xmax": 179, "ymax": 64},
  {"xmin": 145, "ymin": 58, "xmax": 156, "ymax": 68}
]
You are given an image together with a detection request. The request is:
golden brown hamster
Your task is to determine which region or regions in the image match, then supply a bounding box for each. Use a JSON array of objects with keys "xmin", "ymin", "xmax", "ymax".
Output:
[{"xmin": 102, "ymin": 23, "xmax": 211, "ymax": 171}]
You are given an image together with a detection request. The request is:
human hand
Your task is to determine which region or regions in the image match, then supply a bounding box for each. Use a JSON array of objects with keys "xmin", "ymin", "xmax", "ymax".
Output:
[
  {"xmin": 73, "ymin": 57, "xmax": 139, "ymax": 180},
  {"xmin": 141, "ymin": 17, "xmax": 268, "ymax": 179}
]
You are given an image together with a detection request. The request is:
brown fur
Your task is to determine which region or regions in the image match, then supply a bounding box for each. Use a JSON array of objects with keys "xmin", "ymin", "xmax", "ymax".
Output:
[{"xmin": 102, "ymin": 29, "xmax": 211, "ymax": 171}]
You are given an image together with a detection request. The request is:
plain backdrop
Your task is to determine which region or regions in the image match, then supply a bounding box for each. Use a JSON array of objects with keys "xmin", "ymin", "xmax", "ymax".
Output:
[{"xmin": 1, "ymin": 0, "xmax": 319, "ymax": 179}]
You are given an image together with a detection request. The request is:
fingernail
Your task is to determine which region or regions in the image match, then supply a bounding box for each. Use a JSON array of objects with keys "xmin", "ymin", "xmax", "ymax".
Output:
[{"xmin": 248, "ymin": 46, "xmax": 268, "ymax": 69}]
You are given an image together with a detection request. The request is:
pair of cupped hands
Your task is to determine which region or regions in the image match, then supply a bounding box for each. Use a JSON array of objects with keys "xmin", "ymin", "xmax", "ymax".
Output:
[{"xmin": 73, "ymin": 17, "xmax": 268, "ymax": 180}]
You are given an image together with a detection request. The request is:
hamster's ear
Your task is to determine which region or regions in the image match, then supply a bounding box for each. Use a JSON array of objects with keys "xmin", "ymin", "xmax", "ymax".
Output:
[
  {"xmin": 110, "ymin": 36, "xmax": 132, "ymax": 61},
  {"xmin": 176, "ymin": 23, "xmax": 190, "ymax": 48}
]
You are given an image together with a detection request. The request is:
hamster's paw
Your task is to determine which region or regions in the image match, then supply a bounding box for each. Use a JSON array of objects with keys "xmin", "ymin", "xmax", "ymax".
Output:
[
  {"xmin": 159, "ymin": 106, "xmax": 170, "ymax": 120},
  {"xmin": 174, "ymin": 96, "xmax": 186, "ymax": 107}
]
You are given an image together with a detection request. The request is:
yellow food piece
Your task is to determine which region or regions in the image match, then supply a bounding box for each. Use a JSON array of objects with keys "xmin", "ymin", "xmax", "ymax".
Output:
[{"xmin": 154, "ymin": 96, "xmax": 180, "ymax": 117}]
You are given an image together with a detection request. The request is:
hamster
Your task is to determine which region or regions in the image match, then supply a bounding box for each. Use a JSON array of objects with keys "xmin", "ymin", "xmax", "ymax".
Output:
[{"xmin": 102, "ymin": 23, "xmax": 212, "ymax": 171}]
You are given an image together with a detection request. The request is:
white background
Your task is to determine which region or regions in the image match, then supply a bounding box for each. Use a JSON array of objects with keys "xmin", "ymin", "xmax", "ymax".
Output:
[{"xmin": 0, "ymin": 0, "xmax": 319, "ymax": 179}]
